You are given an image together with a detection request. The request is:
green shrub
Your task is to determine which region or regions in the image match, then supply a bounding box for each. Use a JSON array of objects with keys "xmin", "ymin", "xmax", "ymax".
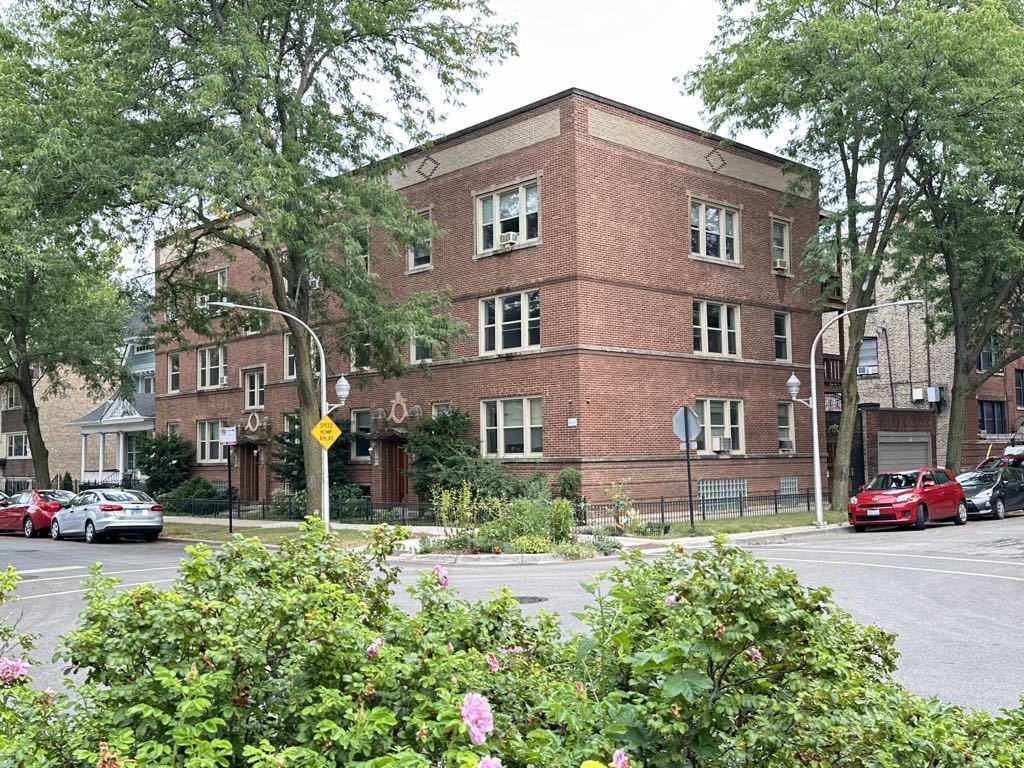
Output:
[
  {"xmin": 511, "ymin": 534, "xmax": 552, "ymax": 554},
  {"xmin": 552, "ymin": 541, "xmax": 595, "ymax": 560},
  {"xmin": 520, "ymin": 471, "xmax": 551, "ymax": 501},
  {"xmin": 557, "ymin": 467, "xmax": 582, "ymax": 500},
  {"xmin": 548, "ymin": 498, "xmax": 575, "ymax": 543},
  {"xmin": 137, "ymin": 432, "xmax": 193, "ymax": 496},
  {"xmin": 159, "ymin": 476, "xmax": 228, "ymax": 514},
  {"xmin": 60, "ymin": 471, "xmax": 74, "ymax": 491},
  {"xmin": 592, "ymin": 535, "xmax": 623, "ymax": 554}
]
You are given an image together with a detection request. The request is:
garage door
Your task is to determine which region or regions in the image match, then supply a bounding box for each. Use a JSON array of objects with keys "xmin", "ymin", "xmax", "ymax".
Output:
[{"xmin": 877, "ymin": 432, "xmax": 932, "ymax": 473}]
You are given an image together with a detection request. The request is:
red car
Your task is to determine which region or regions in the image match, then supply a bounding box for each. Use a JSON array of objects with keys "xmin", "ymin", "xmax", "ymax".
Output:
[
  {"xmin": 848, "ymin": 468, "xmax": 968, "ymax": 532},
  {"xmin": 0, "ymin": 489, "xmax": 74, "ymax": 538}
]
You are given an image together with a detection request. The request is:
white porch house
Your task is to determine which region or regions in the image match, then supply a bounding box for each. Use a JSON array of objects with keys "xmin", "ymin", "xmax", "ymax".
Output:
[{"xmin": 71, "ymin": 395, "xmax": 155, "ymax": 487}]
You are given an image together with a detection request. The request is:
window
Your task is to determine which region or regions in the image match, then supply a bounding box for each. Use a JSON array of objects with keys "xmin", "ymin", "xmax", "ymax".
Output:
[
  {"xmin": 773, "ymin": 312, "xmax": 790, "ymax": 361},
  {"xmin": 771, "ymin": 220, "xmax": 790, "ymax": 269},
  {"xmin": 694, "ymin": 398, "xmax": 743, "ymax": 453},
  {"xmin": 481, "ymin": 290, "xmax": 540, "ymax": 354},
  {"xmin": 1016, "ymin": 370, "xmax": 1024, "ymax": 408},
  {"xmin": 168, "ymin": 353, "xmax": 180, "ymax": 393},
  {"xmin": 351, "ymin": 410, "xmax": 371, "ymax": 460},
  {"xmin": 352, "ymin": 343, "xmax": 371, "ymax": 371},
  {"xmin": 5, "ymin": 432, "xmax": 29, "ymax": 458},
  {"xmin": 132, "ymin": 338, "xmax": 153, "ymax": 354},
  {"xmin": 780, "ymin": 476, "xmax": 798, "ymax": 497},
  {"xmin": 407, "ymin": 212, "xmax": 432, "ymax": 271},
  {"xmin": 244, "ymin": 369, "xmax": 265, "ymax": 410},
  {"xmin": 857, "ymin": 338, "xmax": 879, "ymax": 375},
  {"xmin": 481, "ymin": 397, "xmax": 543, "ymax": 457},
  {"xmin": 197, "ymin": 269, "xmax": 227, "ymax": 309},
  {"xmin": 690, "ymin": 200, "xmax": 738, "ymax": 262},
  {"xmin": 197, "ymin": 419, "xmax": 225, "ymax": 463},
  {"xmin": 166, "ymin": 422, "xmax": 181, "ymax": 437},
  {"xmin": 978, "ymin": 400, "xmax": 1007, "ymax": 434},
  {"xmin": 284, "ymin": 334, "xmax": 297, "ymax": 379},
  {"xmin": 198, "ymin": 346, "xmax": 227, "ymax": 389},
  {"xmin": 777, "ymin": 402, "xmax": 794, "ymax": 452},
  {"xmin": 978, "ymin": 337, "xmax": 998, "ymax": 372},
  {"xmin": 432, "ymin": 402, "xmax": 453, "ymax": 417},
  {"xmin": 284, "ymin": 413, "xmax": 301, "ymax": 441},
  {"xmin": 125, "ymin": 434, "xmax": 138, "ymax": 471},
  {"xmin": 697, "ymin": 478, "xmax": 748, "ymax": 512},
  {"xmin": 692, "ymin": 301, "xmax": 740, "ymax": 356},
  {"xmin": 134, "ymin": 372, "xmax": 155, "ymax": 394},
  {"xmin": 4, "ymin": 385, "xmax": 21, "ymax": 410},
  {"xmin": 411, "ymin": 337, "xmax": 432, "ymax": 364},
  {"xmin": 477, "ymin": 180, "xmax": 539, "ymax": 253},
  {"xmin": 244, "ymin": 313, "xmax": 267, "ymax": 335},
  {"xmin": 357, "ymin": 231, "xmax": 371, "ymax": 272}
]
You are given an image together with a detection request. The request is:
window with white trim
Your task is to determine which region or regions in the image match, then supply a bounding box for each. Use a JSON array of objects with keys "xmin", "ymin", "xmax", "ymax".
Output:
[
  {"xmin": 284, "ymin": 333, "xmax": 297, "ymax": 379},
  {"xmin": 5, "ymin": 432, "xmax": 29, "ymax": 458},
  {"xmin": 777, "ymin": 402, "xmax": 794, "ymax": 452},
  {"xmin": 166, "ymin": 422, "xmax": 181, "ymax": 437},
  {"xmin": 407, "ymin": 212, "xmax": 432, "ymax": 271},
  {"xmin": 481, "ymin": 397, "xmax": 542, "ymax": 457},
  {"xmin": 134, "ymin": 372, "xmax": 155, "ymax": 394},
  {"xmin": 198, "ymin": 346, "xmax": 227, "ymax": 389},
  {"xmin": 694, "ymin": 398, "xmax": 744, "ymax": 453},
  {"xmin": 773, "ymin": 312, "xmax": 790, "ymax": 361},
  {"xmin": 780, "ymin": 476, "xmax": 799, "ymax": 497},
  {"xmin": 858, "ymin": 338, "xmax": 879, "ymax": 375},
  {"xmin": 132, "ymin": 338, "xmax": 153, "ymax": 354},
  {"xmin": 690, "ymin": 200, "xmax": 738, "ymax": 262},
  {"xmin": 244, "ymin": 369, "xmax": 265, "ymax": 410},
  {"xmin": 352, "ymin": 343, "xmax": 371, "ymax": 371},
  {"xmin": 477, "ymin": 181, "xmax": 539, "ymax": 253},
  {"xmin": 167, "ymin": 353, "xmax": 180, "ymax": 393},
  {"xmin": 481, "ymin": 290, "xmax": 540, "ymax": 354},
  {"xmin": 197, "ymin": 419, "xmax": 226, "ymax": 463},
  {"xmin": 196, "ymin": 269, "xmax": 227, "ymax": 309},
  {"xmin": 4, "ymin": 385, "xmax": 21, "ymax": 410},
  {"xmin": 351, "ymin": 410, "xmax": 371, "ymax": 460},
  {"xmin": 244, "ymin": 313, "xmax": 267, "ymax": 335},
  {"xmin": 771, "ymin": 220, "xmax": 790, "ymax": 270},
  {"xmin": 432, "ymin": 402, "xmax": 453, "ymax": 417},
  {"xmin": 411, "ymin": 337, "xmax": 432, "ymax": 363},
  {"xmin": 692, "ymin": 301, "xmax": 740, "ymax": 356}
]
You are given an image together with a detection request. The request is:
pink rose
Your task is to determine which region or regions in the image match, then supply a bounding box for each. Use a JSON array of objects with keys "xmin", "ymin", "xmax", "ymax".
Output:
[
  {"xmin": 433, "ymin": 564, "xmax": 449, "ymax": 586},
  {"xmin": 461, "ymin": 692, "xmax": 494, "ymax": 745},
  {"xmin": 664, "ymin": 593, "xmax": 678, "ymax": 607},
  {"xmin": 576, "ymin": 680, "xmax": 584, "ymax": 695},
  {"xmin": 0, "ymin": 657, "xmax": 30, "ymax": 683},
  {"xmin": 446, "ymin": 642, "xmax": 454, "ymax": 652},
  {"xmin": 748, "ymin": 647, "xmax": 763, "ymax": 663},
  {"xmin": 612, "ymin": 748, "xmax": 630, "ymax": 768},
  {"xmin": 486, "ymin": 652, "xmax": 499, "ymax": 672},
  {"xmin": 366, "ymin": 639, "xmax": 383, "ymax": 658},
  {"xmin": 479, "ymin": 758, "xmax": 502, "ymax": 768}
]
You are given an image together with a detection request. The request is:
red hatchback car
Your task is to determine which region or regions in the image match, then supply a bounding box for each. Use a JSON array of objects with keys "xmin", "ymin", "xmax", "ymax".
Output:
[
  {"xmin": 0, "ymin": 489, "xmax": 74, "ymax": 538},
  {"xmin": 848, "ymin": 468, "xmax": 968, "ymax": 532}
]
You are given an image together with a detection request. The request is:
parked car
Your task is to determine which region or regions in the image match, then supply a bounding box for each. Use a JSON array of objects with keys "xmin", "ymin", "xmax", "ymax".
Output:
[
  {"xmin": 956, "ymin": 467, "xmax": 1024, "ymax": 519},
  {"xmin": 848, "ymin": 468, "xmax": 967, "ymax": 532},
  {"xmin": 0, "ymin": 489, "xmax": 74, "ymax": 537},
  {"xmin": 976, "ymin": 454, "xmax": 1024, "ymax": 470},
  {"xmin": 51, "ymin": 488, "xmax": 163, "ymax": 543}
]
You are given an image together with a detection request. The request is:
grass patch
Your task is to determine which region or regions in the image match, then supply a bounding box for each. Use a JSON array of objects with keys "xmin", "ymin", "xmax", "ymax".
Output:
[
  {"xmin": 162, "ymin": 522, "xmax": 370, "ymax": 548},
  {"xmin": 656, "ymin": 509, "xmax": 847, "ymax": 538}
]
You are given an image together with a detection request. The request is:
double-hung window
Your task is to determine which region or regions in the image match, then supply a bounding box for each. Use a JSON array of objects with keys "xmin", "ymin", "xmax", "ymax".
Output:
[
  {"xmin": 198, "ymin": 346, "xmax": 227, "ymax": 389},
  {"xmin": 1016, "ymin": 370, "xmax": 1024, "ymax": 408},
  {"xmin": 167, "ymin": 353, "xmax": 180, "ymax": 393},
  {"xmin": 285, "ymin": 333, "xmax": 321, "ymax": 377},
  {"xmin": 481, "ymin": 290, "xmax": 540, "ymax": 354},
  {"xmin": 411, "ymin": 337, "xmax": 432, "ymax": 364},
  {"xmin": 692, "ymin": 301, "xmax": 740, "ymax": 356},
  {"xmin": 978, "ymin": 400, "xmax": 1007, "ymax": 434},
  {"xmin": 197, "ymin": 269, "xmax": 227, "ymax": 310},
  {"xmin": 771, "ymin": 220, "xmax": 790, "ymax": 270},
  {"xmin": 773, "ymin": 312, "xmax": 790, "ymax": 361},
  {"xmin": 477, "ymin": 181, "xmax": 539, "ymax": 253},
  {"xmin": 244, "ymin": 369, "xmax": 265, "ymax": 410},
  {"xmin": 352, "ymin": 343, "xmax": 371, "ymax": 371},
  {"xmin": 407, "ymin": 211, "xmax": 432, "ymax": 271},
  {"xmin": 432, "ymin": 402, "xmax": 453, "ymax": 417},
  {"xmin": 694, "ymin": 398, "xmax": 743, "ymax": 453},
  {"xmin": 197, "ymin": 420, "xmax": 225, "ymax": 463},
  {"xmin": 777, "ymin": 403, "xmax": 794, "ymax": 452},
  {"xmin": 690, "ymin": 200, "xmax": 738, "ymax": 262},
  {"xmin": 481, "ymin": 397, "xmax": 543, "ymax": 457},
  {"xmin": 351, "ymin": 410, "xmax": 371, "ymax": 460},
  {"xmin": 5, "ymin": 432, "xmax": 29, "ymax": 458},
  {"xmin": 858, "ymin": 338, "xmax": 879, "ymax": 375},
  {"xmin": 977, "ymin": 337, "xmax": 998, "ymax": 372},
  {"xmin": 4, "ymin": 385, "xmax": 21, "ymax": 410},
  {"xmin": 134, "ymin": 373, "xmax": 155, "ymax": 394}
]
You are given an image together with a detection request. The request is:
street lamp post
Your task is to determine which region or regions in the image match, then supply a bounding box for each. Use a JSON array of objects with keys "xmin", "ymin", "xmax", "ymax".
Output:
[
  {"xmin": 209, "ymin": 301, "xmax": 349, "ymax": 527},
  {"xmin": 788, "ymin": 299, "xmax": 923, "ymax": 527}
]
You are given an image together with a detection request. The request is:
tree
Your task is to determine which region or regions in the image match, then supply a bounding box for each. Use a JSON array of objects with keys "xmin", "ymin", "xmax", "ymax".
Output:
[
  {"xmin": 136, "ymin": 432, "xmax": 193, "ymax": 497},
  {"xmin": 688, "ymin": 0, "xmax": 1023, "ymax": 503},
  {"xmin": 33, "ymin": 0, "xmax": 516, "ymax": 517},
  {"xmin": 269, "ymin": 419, "xmax": 351, "ymax": 494}
]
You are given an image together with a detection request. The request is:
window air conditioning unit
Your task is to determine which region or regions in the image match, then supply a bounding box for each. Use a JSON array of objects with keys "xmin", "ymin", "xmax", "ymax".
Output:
[
  {"xmin": 498, "ymin": 231, "xmax": 519, "ymax": 246},
  {"xmin": 711, "ymin": 437, "xmax": 733, "ymax": 452},
  {"xmin": 856, "ymin": 365, "xmax": 878, "ymax": 376},
  {"xmin": 778, "ymin": 440, "xmax": 794, "ymax": 453},
  {"xmin": 911, "ymin": 387, "xmax": 925, "ymax": 402},
  {"xmin": 772, "ymin": 258, "xmax": 788, "ymax": 271}
]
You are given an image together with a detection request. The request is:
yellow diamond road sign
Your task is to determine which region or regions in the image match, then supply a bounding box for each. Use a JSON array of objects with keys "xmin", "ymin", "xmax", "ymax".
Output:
[{"xmin": 311, "ymin": 416, "xmax": 342, "ymax": 450}]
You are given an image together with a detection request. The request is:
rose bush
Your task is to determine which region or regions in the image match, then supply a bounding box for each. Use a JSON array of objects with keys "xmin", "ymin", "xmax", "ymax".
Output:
[{"xmin": 0, "ymin": 524, "xmax": 1022, "ymax": 767}]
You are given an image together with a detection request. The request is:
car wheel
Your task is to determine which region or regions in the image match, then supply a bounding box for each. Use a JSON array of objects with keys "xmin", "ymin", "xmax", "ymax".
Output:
[
  {"xmin": 913, "ymin": 504, "xmax": 927, "ymax": 530},
  {"xmin": 954, "ymin": 500, "xmax": 968, "ymax": 526},
  {"xmin": 853, "ymin": 525, "xmax": 866, "ymax": 533},
  {"xmin": 992, "ymin": 498, "xmax": 1007, "ymax": 520},
  {"xmin": 50, "ymin": 520, "xmax": 61, "ymax": 541},
  {"xmin": 143, "ymin": 532, "xmax": 159, "ymax": 542},
  {"xmin": 22, "ymin": 517, "xmax": 35, "ymax": 538},
  {"xmin": 84, "ymin": 521, "xmax": 98, "ymax": 544}
]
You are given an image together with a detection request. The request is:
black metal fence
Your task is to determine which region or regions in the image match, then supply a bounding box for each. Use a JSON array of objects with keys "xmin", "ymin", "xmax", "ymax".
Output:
[{"xmin": 155, "ymin": 497, "xmax": 437, "ymax": 525}]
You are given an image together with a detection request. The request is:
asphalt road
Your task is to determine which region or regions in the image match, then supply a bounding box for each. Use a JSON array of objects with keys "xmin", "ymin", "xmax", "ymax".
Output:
[{"xmin": 3, "ymin": 518, "xmax": 1024, "ymax": 712}]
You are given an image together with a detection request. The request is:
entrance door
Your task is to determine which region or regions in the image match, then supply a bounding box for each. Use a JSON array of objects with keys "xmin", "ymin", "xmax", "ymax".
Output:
[
  {"xmin": 382, "ymin": 439, "xmax": 409, "ymax": 503},
  {"xmin": 238, "ymin": 445, "xmax": 261, "ymax": 501}
]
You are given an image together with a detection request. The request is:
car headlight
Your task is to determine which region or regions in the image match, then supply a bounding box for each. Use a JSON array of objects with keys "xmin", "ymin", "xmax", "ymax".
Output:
[
  {"xmin": 973, "ymin": 491, "xmax": 991, "ymax": 507},
  {"xmin": 895, "ymin": 493, "xmax": 916, "ymax": 503},
  {"xmin": 849, "ymin": 496, "xmax": 859, "ymax": 505}
]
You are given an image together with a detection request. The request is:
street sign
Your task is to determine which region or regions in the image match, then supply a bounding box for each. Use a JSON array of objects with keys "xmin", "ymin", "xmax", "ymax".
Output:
[
  {"xmin": 672, "ymin": 406, "xmax": 702, "ymax": 443},
  {"xmin": 311, "ymin": 415, "xmax": 342, "ymax": 450},
  {"xmin": 219, "ymin": 426, "xmax": 237, "ymax": 446}
]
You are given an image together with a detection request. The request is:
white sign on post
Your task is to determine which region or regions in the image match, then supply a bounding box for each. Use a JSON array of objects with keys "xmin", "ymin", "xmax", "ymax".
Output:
[{"xmin": 219, "ymin": 426, "xmax": 238, "ymax": 446}]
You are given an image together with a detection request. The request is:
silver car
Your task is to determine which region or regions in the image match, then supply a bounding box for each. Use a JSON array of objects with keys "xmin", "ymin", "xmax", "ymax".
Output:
[{"xmin": 52, "ymin": 488, "xmax": 163, "ymax": 543}]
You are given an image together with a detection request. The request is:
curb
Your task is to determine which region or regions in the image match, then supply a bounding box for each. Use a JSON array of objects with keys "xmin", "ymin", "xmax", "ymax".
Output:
[
  {"xmin": 615, "ymin": 523, "xmax": 849, "ymax": 556},
  {"xmin": 396, "ymin": 552, "xmax": 568, "ymax": 565}
]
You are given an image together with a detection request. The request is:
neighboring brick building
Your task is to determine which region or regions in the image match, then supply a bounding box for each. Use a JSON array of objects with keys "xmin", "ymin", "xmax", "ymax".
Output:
[{"xmin": 154, "ymin": 88, "xmax": 826, "ymax": 502}]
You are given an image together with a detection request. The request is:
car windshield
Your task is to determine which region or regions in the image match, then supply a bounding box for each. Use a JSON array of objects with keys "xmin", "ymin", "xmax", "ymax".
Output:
[
  {"xmin": 38, "ymin": 490, "xmax": 73, "ymax": 501},
  {"xmin": 957, "ymin": 471, "xmax": 998, "ymax": 485},
  {"xmin": 978, "ymin": 458, "xmax": 1004, "ymax": 469},
  {"xmin": 101, "ymin": 490, "xmax": 154, "ymax": 503},
  {"xmin": 865, "ymin": 472, "xmax": 919, "ymax": 490}
]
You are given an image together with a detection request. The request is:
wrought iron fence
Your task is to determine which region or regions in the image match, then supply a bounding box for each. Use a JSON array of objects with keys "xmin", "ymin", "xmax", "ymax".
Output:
[{"xmin": 154, "ymin": 496, "xmax": 436, "ymax": 524}]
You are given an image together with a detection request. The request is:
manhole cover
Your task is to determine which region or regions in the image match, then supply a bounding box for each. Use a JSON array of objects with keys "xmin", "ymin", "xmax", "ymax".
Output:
[{"xmin": 512, "ymin": 595, "xmax": 547, "ymax": 604}]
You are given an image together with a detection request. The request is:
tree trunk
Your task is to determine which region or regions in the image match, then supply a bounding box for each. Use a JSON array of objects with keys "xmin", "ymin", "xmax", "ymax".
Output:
[
  {"xmin": 288, "ymin": 321, "xmax": 325, "ymax": 520},
  {"xmin": 831, "ymin": 310, "xmax": 869, "ymax": 508},
  {"xmin": 944, "ymin": 358, "xmax": 973, "ymax": 473},
  {"xmin": 18, "ymin": 364, "xmax": 50, "ymax": 485}
]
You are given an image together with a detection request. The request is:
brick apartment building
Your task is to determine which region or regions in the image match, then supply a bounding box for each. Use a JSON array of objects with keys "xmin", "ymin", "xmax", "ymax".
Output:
[{"xmin": 154, "ymin": 88, "xmax": 826, "ymax": 503}]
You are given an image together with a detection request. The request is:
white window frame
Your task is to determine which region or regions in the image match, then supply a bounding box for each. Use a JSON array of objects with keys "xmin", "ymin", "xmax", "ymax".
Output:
[
  {"xmin": 432, "ymin": 402, "xmax": 453, "ymax": 417},
  {"xmin": 134, "ymin": 372, "xmax": 155, "ymax": 394},
  {"xmin": 773, "ymin": 311, "xmax": 791, "ymax": 362},
  {"xmin": 690, "ymin": 199, "xmax": 740, "ymax": 263},
  {"xmin": 197, "ymin": 419, "xmax": 226, "ymax": 464},
  {"xmin": 166, "ymin": 422, "xmax": 181, "ymax": 437},
  {"xmin": 351, "ymin": 343, "xmax": 372, "ymax": 372},
  {"xmin": 771, "ymin": 219, "xmax": 791, "ymax": 271},
  {"xmin": 167, "ymin": 353, "xmax": 180, "ymax": 393},
  {"xmin": 196, "ymin": 269, "xmax": 227, "ymax": 310},
  {"xmin": 780, "ymin": 476, "xmax": 799, "ymax": 497},
  {"xmin": 858, "ymin": 337, "xmax": 879, "ymax": 376},
  {"xmin": 694, "ymin": 398, "xmax": 744, "ymax": 455},
  {"xmin": 284, "ymin": 333, "xmax": 297, "ymax": 380},
  {"xmin": 777, "ymin": 402, "xmax": 795, "ymax": 452},
  {"xmin": 4, "ymin": 385, "xmax": 22, "ymax": 410},
  {"xmin": 480, "ymin": 289, "xmax": 541, "ymax": 354},
  {"xmin": 197, "ymin": 346, "xmax": 227, "ymax": 389},
  {"xmin": 692, "ymin": 300, "xmax": 741, "ymax": 357},
  {"xmin": 406, "ymin": 210, "xmax": 433, "ymax": 273},
  {"xmin": 411, "ymin": 336, "xmax": 432, "ymax": 364},
  {"xmin": 5, "ymin": 432, "xmax": 30, "ymax": 459},
  {"xmin": 131, "ymin": 337, "xmax": 154, "ymax": 354},
  {"xmin": 480, "ymin": 396, "xmax": 543, "ymax": 458},
  {"xmin": 350, "ymin": 409, "xmax": 371, "ymax": 461},
  {"xmin": 243, "ymin": 367, "xmax": 266, "ymax": 411},
  {"xmin": 476, "ymin": 179, "xmax": 540, "ymax": 256}
]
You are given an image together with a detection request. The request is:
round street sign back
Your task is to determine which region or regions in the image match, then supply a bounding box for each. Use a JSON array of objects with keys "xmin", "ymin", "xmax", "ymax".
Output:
[{"xmin": 673, "ymin": 406, "xmax": 702, "ymax": 443}]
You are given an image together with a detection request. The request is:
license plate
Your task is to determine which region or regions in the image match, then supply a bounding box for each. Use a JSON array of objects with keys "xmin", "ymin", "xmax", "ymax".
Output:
[
  {"xmin": 867, "ymin": 509, "xmax": 879, "ymax": 516},
  {"xmin": 131, "ymin": 509, "xmax": 145, "ymax": 516}
]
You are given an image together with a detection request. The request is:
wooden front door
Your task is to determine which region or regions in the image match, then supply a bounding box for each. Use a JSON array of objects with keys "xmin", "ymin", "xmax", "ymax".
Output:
[
  {"xmin": 383, "ymin": 440, "xmax": 409, "ymax": 503},
  {"xmin": 238, "ymin": 444, "xmax": 261, "ymax": 501}
]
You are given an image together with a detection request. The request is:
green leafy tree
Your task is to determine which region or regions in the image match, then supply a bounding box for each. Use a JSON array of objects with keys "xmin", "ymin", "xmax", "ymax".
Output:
[
  {"xmin": 269, "ymin": 419, "xmax": 351, "ymax": 494},
  {"xmin": 687, "ymin": 0, "xmax": 1023, "ymax": 503},
  {"xmin": 31, "ymin": 0, "xmax": 516, "ymax": 518},
  {"xmin": 60, "ymin": 471, "xmax": 73, "ymax": 491},
  {"xmin": 136, "ymin": 432, "xmax": 193, "ymax": 497}
]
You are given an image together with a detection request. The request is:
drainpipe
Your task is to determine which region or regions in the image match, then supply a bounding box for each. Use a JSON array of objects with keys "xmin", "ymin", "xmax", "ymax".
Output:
[{"xmin": 880, "ymin": 326, "xmax": 896, "ymax": 408}]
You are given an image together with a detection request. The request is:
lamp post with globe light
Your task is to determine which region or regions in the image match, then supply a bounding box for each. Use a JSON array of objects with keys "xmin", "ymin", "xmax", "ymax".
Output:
[
  {"xmin": 788, "ymin": 299, "xmax": 923, "ymax": 527},
  {"xmin": 208, "ymin": 301, "xmax": 349, "ymax": 527}
]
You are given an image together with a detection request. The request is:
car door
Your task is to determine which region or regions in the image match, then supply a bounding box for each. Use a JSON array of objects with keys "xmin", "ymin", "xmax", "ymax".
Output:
[
  {"xmin": 67, "ymin": 492, "xmax": 92, "ymax": 535},
  {"xmin": 1008, "ymin": 468, "xmax": 1024, "ymax": 510},
  {"xmin": 924, "ymin": 471, "xmax": 950, "ymax": 517},
  {"xmin": 1, "ymin": 492, "xmax": 28, "ymax": 531}
]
